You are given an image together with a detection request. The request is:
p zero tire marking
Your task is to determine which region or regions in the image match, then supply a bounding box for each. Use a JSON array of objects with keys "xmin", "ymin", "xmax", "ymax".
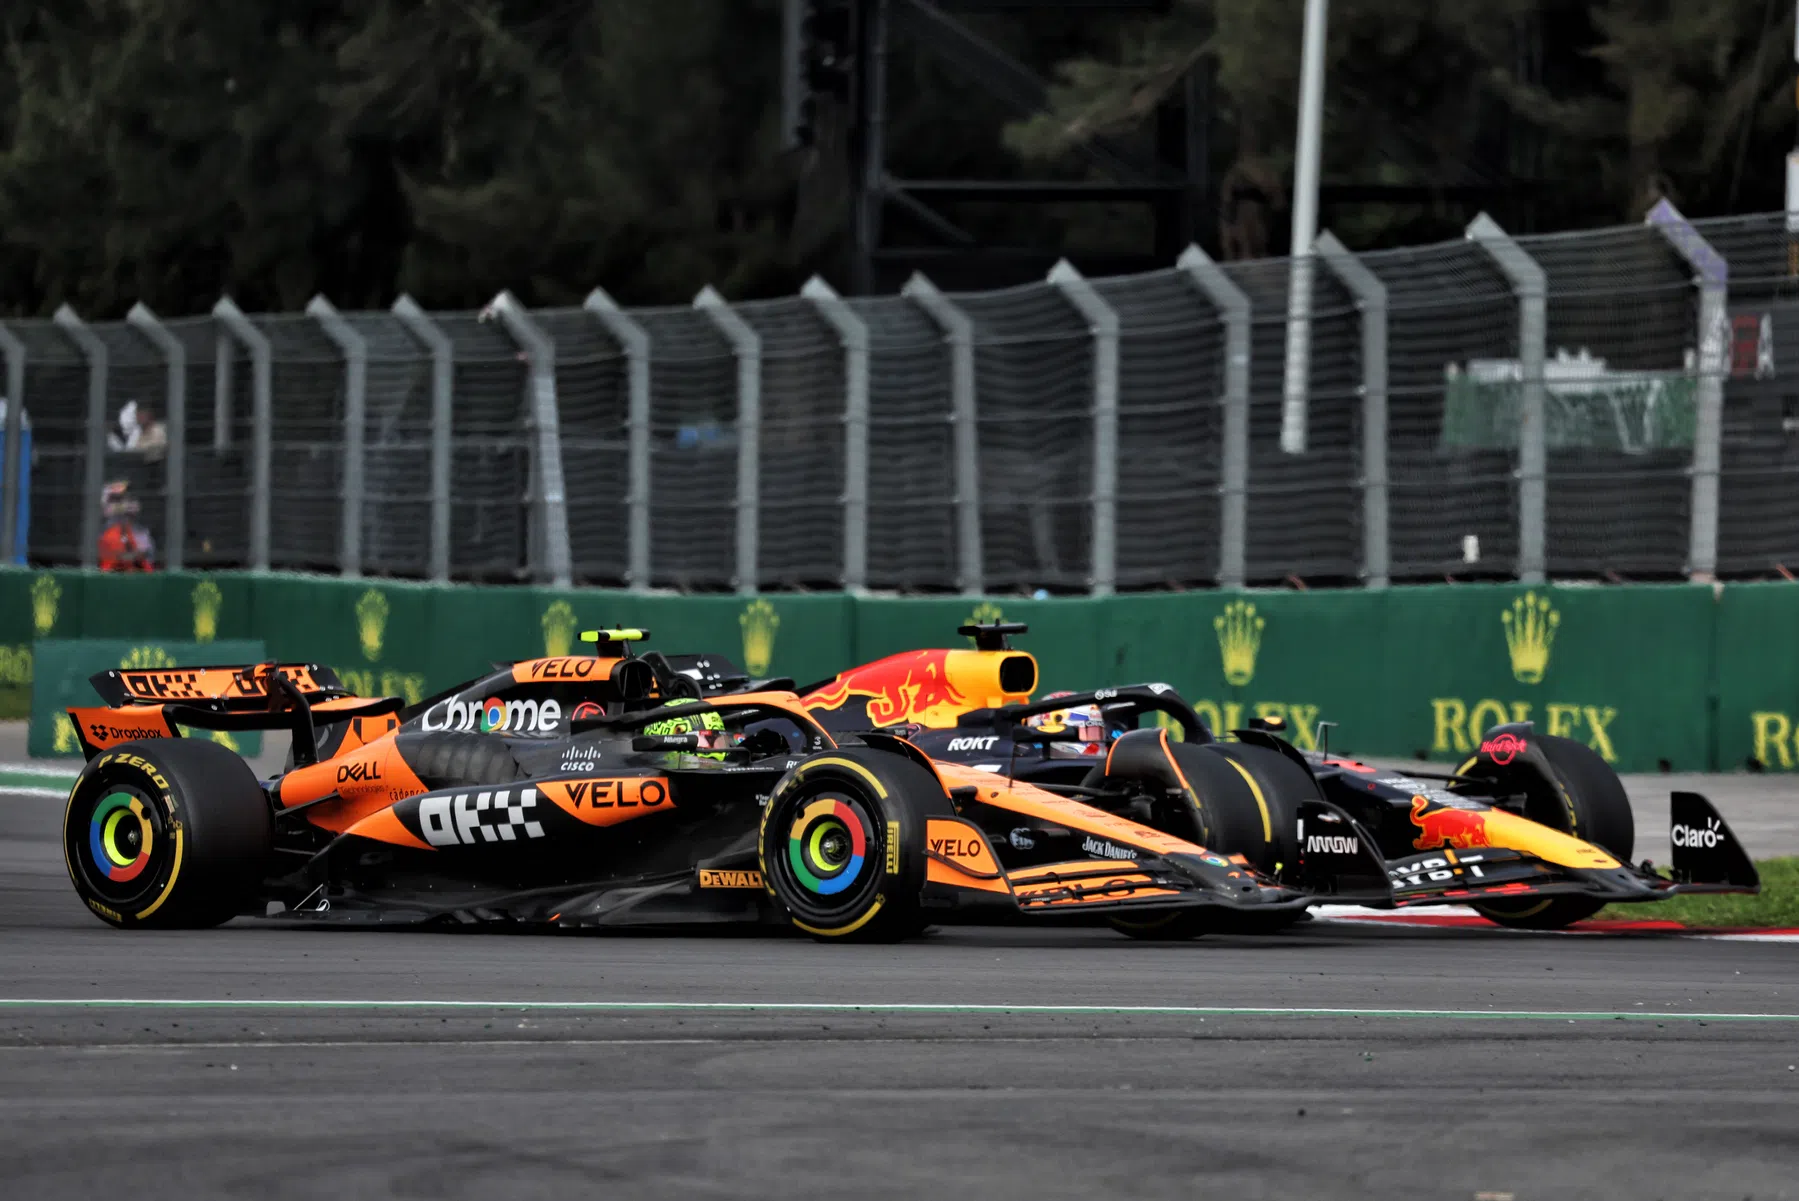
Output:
[
  {"xmin": 791, "ymin": 895, "xmax": 886, "ymax": 939},
  {"xmin": 796, "ymin": 757, "xmax": 889, "ymax": 799}
]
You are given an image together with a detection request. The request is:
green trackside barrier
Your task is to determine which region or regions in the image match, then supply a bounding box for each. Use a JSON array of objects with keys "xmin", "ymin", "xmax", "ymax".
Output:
[
  {"xmin": 1716, "ymin": 582, "xmax": 1799, "ymax": 772},
  {"xmin": 0, "ymin": 567, "xmax": 1783, "ymax": 773},
  {"xmin": 31, "ymin": 639, "xmax": 266, "ymax": 758}
]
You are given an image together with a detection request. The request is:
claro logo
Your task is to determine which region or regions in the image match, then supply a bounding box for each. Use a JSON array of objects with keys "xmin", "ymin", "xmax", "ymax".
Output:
[
  {"xmin": 1672, "ymin": 818, "xmax": 1723, "ymax": 849},
  {"xmin": 422, "ymin": 694, "xmax": 563, "ymax": 735}
]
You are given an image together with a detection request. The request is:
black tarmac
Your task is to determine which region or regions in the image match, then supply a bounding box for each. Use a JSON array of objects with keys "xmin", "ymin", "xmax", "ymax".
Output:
[{"xmin": 3, "ymin": 790, "xmax": 1796, "ymax": 1200}]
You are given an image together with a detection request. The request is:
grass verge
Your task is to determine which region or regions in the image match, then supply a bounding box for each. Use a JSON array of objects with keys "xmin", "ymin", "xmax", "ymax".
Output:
[{"xmin": 1599, "ymin": 857, "xmax": 1799, "ymax": 927}]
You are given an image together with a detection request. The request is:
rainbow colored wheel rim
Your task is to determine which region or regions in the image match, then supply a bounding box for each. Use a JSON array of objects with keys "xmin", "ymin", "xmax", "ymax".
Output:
[
  {"xmin": 87, "ymin": 791, "xmax": 154, "ymax": 884},
  {"xmin": 786, "ymin": 798, "xmax": 868, "ymax": 897}
]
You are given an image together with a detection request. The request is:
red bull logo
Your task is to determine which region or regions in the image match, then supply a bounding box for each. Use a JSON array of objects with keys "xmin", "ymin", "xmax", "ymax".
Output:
[
  {"xmin": 802, "ymin": 649, "xmax": 967, "ymax": 727},
  {"xmin": 1410, "ymin": 796, "xmax": 1491, "ymax": 851}
]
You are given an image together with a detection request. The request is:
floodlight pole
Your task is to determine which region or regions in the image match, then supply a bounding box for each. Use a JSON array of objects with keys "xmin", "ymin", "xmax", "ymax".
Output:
[
  {"xmin": 1280, "ymin": 0, "xmax": 1328, "ymax": 454},
  {"xmin": 1789, "ymin": 0, "xmax": 1799, "ymax": 275}
]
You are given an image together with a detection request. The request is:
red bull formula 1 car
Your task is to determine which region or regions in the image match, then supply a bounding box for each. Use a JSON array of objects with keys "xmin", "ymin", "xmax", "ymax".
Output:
[
  {"xmin": 796, "ymin": 623, "xmax": 1760, "ymax": 934},
  {"xmin": 59, "ymin": 630, "xmax": 1348, "ymax": 940}
]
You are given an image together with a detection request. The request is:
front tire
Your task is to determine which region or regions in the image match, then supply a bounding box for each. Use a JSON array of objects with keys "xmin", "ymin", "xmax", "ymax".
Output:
[
  {"xmin": 758, "ymin": 748, "xmax": 952, "ymax": 942},
  {"xmin": 1467, "ymin": 729, "xmax": 1634, "ymax": 930},
  {"xmin": 63, "ymin": 739, "xmax": 273, "ymax": 929}
]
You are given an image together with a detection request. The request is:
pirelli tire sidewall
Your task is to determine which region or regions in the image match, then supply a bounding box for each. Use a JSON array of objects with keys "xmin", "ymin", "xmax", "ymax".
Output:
[
  {"xmin": 63, "ymin": 738, "xmax": 273, "ymax": 929},
  {"xmin": 757, "ymin": 747, "xmax": 950, "ymax": 942}
]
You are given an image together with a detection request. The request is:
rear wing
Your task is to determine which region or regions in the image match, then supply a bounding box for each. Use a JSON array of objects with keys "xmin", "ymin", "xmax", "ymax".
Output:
[{"xmin": 72, "ymin": 662, "xmax": 403, "ymax": 764}]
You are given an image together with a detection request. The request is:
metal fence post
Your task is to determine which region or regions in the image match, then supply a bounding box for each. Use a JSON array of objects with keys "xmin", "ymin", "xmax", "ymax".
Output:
[
  {"xmin": 1467, "ymin": 213, "xmax": 1548, "ymax": 584},
  {"xmin": 584, "ymin": 287, "xmax": 652, "ymax": 590},
  {"xmin": 1315, "ymin": 231, "xmax": 1389, "ymax": 589},
  {"xmin": 1177, "ymin": 244, "xmax": 1251, "ymax": 589},
  {"xmin": 901, "ymin": 273, "xmax": 982, "ymax": 594},
  {"xmin": 213, "ymin": 327, "xmax": 233, "ymax": 452},
  {"xmin": 212, "ymin": 298, "xmax": 272, "ymax": 570},
  {"xmin": 126, "ymin": 304, "xmax": 186, "ymax": 572},
  {"xmin": 801, "ymin": 276, "xmax": 870, "ymax": 591},
  {"xmin": 695, "ymin": 286, "xmax": 761, "ymax": 592},
  {"xmin": 0, "ymin": 322, "xmax": 25, "ymax": 564},
  {"xmin": 54, "ymin": 306, "xmax": 109, "ymax": 569},
  {"xmin": 488, "ymin": 292, "xmax": 572, "ymax": 589},
  {"xmin": 305, "ymin": 296, "xmax": 368, "ymax": 578},
  {"xmin": 392, "ymin": 295, "xmax": 453, "ymax": 583},
  {"xmin": 1046, "ymin": 260, "xmax": 1119, "ymax": 596},
  {"xmin": 1645, "ymin": 199, "xmax": 1729, "ymax": 581}
]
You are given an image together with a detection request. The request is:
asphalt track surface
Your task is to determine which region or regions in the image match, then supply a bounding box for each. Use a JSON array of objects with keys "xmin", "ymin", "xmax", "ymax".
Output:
[{"xmin": 4, "ymin": 791, "xmax": 1799, "ymax": 1200}]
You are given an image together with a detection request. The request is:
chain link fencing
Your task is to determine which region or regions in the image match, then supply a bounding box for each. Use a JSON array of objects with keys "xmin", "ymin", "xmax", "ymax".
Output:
[{"xmin": 4, "ymin": 205, "xmax": 1793, "ymax": 592}]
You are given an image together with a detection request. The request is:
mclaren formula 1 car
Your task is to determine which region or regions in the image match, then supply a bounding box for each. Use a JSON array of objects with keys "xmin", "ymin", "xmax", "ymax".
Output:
[
  {"xmin": 796, "ymin": 622, "xmax": 1760, "ymax": 934},
  {"xmin": 60, "ymin": 631, "xmax": 1341, "ymax": 941}
]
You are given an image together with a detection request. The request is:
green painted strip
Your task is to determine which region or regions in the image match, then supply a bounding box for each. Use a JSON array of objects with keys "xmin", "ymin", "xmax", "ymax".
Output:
[{"xmin": 0, "ymin": 999, "xmax": 1793, "ymax": 1022}]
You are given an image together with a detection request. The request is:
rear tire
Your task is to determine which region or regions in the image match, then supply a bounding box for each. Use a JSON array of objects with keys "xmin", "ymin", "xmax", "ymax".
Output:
[
  {"xmin": 758, "ymin": 748, "xmax": 953, "ymax": 942},
  {"xmin": 1468, "ymin": 730, "xmax": 1634, "ymax": 930},
  {"xmin": 63, "ymin": 739, "xmax": 272, "ymax": 929}
]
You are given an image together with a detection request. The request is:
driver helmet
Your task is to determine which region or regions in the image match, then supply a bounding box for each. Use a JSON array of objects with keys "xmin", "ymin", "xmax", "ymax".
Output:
[
  {"xmin": 1025, "ymin": 692, "xmax": 1108, "ymax": 745},
  {"xmin": 643, "ymin": 698, "xmax": 734, "ymax": 760}
]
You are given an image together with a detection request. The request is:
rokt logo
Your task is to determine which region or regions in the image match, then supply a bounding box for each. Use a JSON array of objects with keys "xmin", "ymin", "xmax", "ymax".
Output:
[
  {"xmin": 1502, "ymin": 592, "xmax": 1559, "ymax": 685},
  {"xmin": 1214, "ymin": 600, "xmax": 1264, "ymax": 687},
  {"xmin": 422, "ymin": 694, "xmax": 563, "ymax": 735}
]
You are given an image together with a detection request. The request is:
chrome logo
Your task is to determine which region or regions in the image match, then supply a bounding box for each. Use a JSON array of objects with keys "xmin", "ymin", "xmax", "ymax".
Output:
[
  {"xmin": 479, "ymin": 697, "xmax": 507, "ymax": 733},
  {"xmin": 786, "ymin": 797, "xmax": 867, "ymax": 896},
  {"xmin": 88, "ymin": 792, "xmax": 153, "ymax": 883}
]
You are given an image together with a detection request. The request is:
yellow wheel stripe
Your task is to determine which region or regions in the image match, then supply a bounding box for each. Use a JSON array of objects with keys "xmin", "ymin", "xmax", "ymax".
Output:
[
  {"xmin": 792, "ymin": 895, "xmax": 885, "ymax": 938},
  {"xmin": 1222, "ymin": 756, "xmax": 1273, "ymax": 844},
  {"xmin": 135, "ymin": 820, "xmax": 183, "ymax": 921},
  {"xmin": 795, "ymin": 756, "xmax": 889, "ymax": 799}
]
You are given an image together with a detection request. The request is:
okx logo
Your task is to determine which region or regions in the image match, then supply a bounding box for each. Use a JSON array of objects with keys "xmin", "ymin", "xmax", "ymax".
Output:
[{"xmin": 422, "ymin": 693, "xmax": 563, "ymax": 736}]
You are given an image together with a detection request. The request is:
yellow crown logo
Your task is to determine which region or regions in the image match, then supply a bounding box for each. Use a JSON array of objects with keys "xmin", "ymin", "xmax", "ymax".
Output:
[
  {"xmin": 1214, "ymin": 600, "xmax": 1264, "ymax": 687},
  {"xmin": 355, "ymin": 589, "xmax": 389, "ymax": 662},
  {"xmin": 740, "ymin": 598, "xmax": 780, "ymax": 677},
  {"xmin": 1502, "ymin": 591, "xmax": 1559, "ymax": 685},
  {"xmin": 192, "ymin": 580, "xmax": 222, "ymax": 644},
  {"xmin": 965, "ymin": 601, "xmax": 1005, "ymax": 645},
  {"xmin": 52, "ymin": 713, "xmax": 80, "ymax": 754},
  {"xmin": 31, "ymin": 575, "xmax": 60, "ymax": 637},
  {"xmin": 120, "ymin": 645, "xmax": 177, "ymax": 669},
  {"xmin": 542, "ymin": 600, "xmax": 578, "ymax": 657}
]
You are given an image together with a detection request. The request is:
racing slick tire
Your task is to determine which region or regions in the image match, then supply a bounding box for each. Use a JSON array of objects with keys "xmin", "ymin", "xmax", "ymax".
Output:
[
  {"xmin": 759, "ymin": 747, "xmax": 954, "ymax": 943},
  {"xmin": 1092, "ymin": 735, "xmax": 1304, "ymax": 939},
  {"xmin": 63, "ymin": 738, "xmax": 273, "ymax": 929},
  {"xmin": 1463, "ymin": 729, "xmax": 1635, "ymax": 930}
]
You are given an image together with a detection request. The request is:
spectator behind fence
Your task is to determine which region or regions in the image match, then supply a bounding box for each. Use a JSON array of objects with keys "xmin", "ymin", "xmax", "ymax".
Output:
[
  {"xmin": 106, "ymin": 401, "xmax": 167, "ymax": 461},
  {"xmin": 97, "ymin": 481, "xmax": 155, "ymax": 572}
]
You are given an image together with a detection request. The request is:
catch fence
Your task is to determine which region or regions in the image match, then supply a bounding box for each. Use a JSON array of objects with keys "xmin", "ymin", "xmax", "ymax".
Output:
[{"xmin": 4, "ymin": 203, "xmax": 1795, "ymax": 592}]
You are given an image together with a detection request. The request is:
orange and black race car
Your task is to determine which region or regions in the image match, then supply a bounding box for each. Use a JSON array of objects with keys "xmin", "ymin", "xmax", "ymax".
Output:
[
  {"xmin": 59, "ymin": 630, "xmax": 1355, "ymax": 940},
  {"xmin": 794, "ymin": 623, "xmax": 1761, "ymax": 934}
]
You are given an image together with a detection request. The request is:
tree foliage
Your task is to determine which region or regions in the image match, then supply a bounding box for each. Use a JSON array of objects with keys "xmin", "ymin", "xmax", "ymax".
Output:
[{"xmin": 0, "ymin": 1, "xmax": 1792, "ymax": 315}]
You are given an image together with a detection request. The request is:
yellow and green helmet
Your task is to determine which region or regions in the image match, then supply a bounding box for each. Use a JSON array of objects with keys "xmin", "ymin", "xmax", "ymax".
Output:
[{"xmin": 644, "ymin": 698, "xmax": 730, "ymax": 759}]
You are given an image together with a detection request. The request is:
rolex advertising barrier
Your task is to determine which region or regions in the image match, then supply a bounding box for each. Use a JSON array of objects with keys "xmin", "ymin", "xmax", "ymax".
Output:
[{"xmin": 0, "ymin": 568, "xmax": 1789, "ymax": 772}]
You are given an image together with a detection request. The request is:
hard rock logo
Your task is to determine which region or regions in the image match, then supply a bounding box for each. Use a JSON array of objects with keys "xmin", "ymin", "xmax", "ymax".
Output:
[
  {"xmin": 192, "ymin": 580, "xmax": 222, "ymax": 644},
  {"xmin": 356, "ymin": 589, "xmax": 389, "ymax": 662},
  {"xmin": 1502, "ymin": 591, "xmax": 1558, "ymax": 685},
  {"xmin": 1215, "ymin": 599, "xmax": 1264, "ymax": 687},
  {"xmin": 541, "ymin": 600, "xmax": 578, "ymax": 658},
  {"xmin": 31, "ymin": 574, "xmax": 59, "ymax": 637},
  {"xmin": 740, "ymin": 598, "xmax": 779, "ymax": 677}
]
